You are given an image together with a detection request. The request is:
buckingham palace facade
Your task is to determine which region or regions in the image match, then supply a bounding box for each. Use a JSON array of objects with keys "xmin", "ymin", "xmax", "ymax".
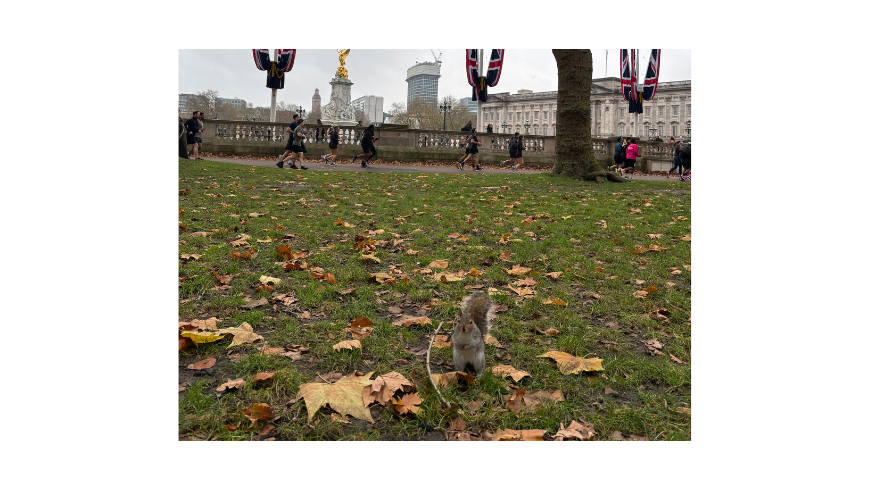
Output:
[{"xmin": 477, "ymin": 77, "xmax": 691, "ymax": 139}]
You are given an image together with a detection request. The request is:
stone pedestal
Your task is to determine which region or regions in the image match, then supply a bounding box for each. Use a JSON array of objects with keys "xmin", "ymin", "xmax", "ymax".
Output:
[{"xmin": 321, "ymin": 74, "xmax": 356, "ymax": 126}]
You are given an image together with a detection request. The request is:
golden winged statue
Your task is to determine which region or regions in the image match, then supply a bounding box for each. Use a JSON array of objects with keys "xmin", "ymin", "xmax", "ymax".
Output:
[{"xmin": 336, "ymin": 49, "xmax": 350, "ymax": 79}]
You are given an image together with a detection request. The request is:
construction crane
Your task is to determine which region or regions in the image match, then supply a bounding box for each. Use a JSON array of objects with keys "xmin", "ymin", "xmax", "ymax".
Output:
[{"xmin": 430, "ymin": 49, "xmax": 442, "ymax": 65}]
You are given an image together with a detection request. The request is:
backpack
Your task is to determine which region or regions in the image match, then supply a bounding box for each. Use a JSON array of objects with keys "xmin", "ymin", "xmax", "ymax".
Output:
[
  {"xmin": 508, "ymin": 137, "xmax": 518, "ymax": 152},
  {"xmin": 679, "ymin": 145, "xmax": 691, "ymax": 160}
]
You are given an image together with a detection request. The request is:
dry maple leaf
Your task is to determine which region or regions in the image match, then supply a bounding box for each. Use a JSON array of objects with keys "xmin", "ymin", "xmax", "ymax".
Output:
[
  {"xmin": 428, "ymin": 259, "xmax": 448, "ymax": 269},
  {"xmin": 392, "ymin": 315, "xmax": 432, "ymax": 328},
  {"xmin": 498, "ymin": 250, "xmax": 511, "ymax": 261},
  {"xmin": 533, "ymin": 326, "xmax": 561, "ymax": 337},
  {"xmin": 492, "ymin": 364, "xmax": 531, "ymax": 382},
  {"xmin": 391, "ymin": 392, "xmax": 423, "ymax": 415},
  {"xmin": 436, "ymin": 272, "xmax": 464, "ymax": 282},
  {"xmin": 216, "ymin": 322, "xmax": 264, "ymax": 347},
  {"xmin": 360, "ymin": 253, "xmax": 381, "ymax": 263},
  {"xmin": 369, "ymin": 272, "xmax": 395, "ymax": 285},
  {"xmin": 513, "ymin": 277, "xmax": 537, "ymax": 287},
  {"xmin": 187, "ymin": 358, "xmax": 216, "ymax": 370},
  {"xmin": 483, "ymin": 334, "xmax": 503, "ymax": 348},
  {"xmin": 468, "ymin": 268, "xmax": 483, "ymax": 276},
  {"xmin": 554, "ymin": 419, "xmax": 596, "ymax": 441},
  {"xmin": 669, "ymin": 354, "xmax": 684, "ymax": 364},
  {"xmin": 363, "ymin": 372, "xmax": 416, "ymax": 406},
  {"xmin": 503, "ymin": 265, "xmax": 533, "ymax": 276},
  {"xmin": 347, "ymin": 318, "xmax": 374, "ymax": 340},
  {"xmin": 333, "ymin": 339, "xmax": 362, "ymax": 351},
  {"xmin": 241, "ymin": 403, "xmax": 274, "ymax": 428},
  {"xmin": 405, "ymin": 249, "xmax": 421, "ymax": 255},
  {"xmin": 430, "ymin": 371, "xmax": 475, "ymax": 389},
  {"xmin": 259, "ymin": 275, "xmax": 282, "ymax": 286},
  {"xmin": 537, "ymin": 351, "xmax": 604, "ymax": 374},
  {"xmin": 428, "ymin": 334, "xmax": 452, "ymax": 348},
  {"xmin": 632, "ymin": 290, "xmax": 649, "ymax": 299},
  {"xmin": 297, "ymin": 371, "xmax": 375, "ymax": 422},
  {"xmin": 544, "ymin": 271, "xmax": 563, "ymax": 280},
  {"xmin": 216, "ymin": 378, "xmax": 245, "ymax": 392},
  {"xmin": 488, "ymin": 428, "xmax": 547, "ymax": 441},
  {"xmin": 253, "ymin": 372, "xmax": 277, "ymax": 386},
  {"xmin": 180, "ymin": 254, "xmax": 202, "ymax": 261}
]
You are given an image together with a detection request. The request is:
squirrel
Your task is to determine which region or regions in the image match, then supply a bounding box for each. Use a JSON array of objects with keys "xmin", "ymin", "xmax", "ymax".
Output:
[{"xmin": 452, "ymin": 293, "xmax": 494, "ymax": 377}]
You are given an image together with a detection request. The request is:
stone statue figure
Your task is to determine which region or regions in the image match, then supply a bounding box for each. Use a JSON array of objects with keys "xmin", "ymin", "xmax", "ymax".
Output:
[{"xmin": 336, "ymin": 49, "xmax": 350, "ymax": 79}]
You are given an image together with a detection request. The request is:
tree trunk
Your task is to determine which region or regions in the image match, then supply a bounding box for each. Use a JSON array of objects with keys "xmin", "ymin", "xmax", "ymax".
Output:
[
  {"xmin": 179, "ymin": 117, "xmax": 189, "ymax": 158},
  {"xmin": 551, "ymin": 49, "xmax": 624, "ymax": 183}
]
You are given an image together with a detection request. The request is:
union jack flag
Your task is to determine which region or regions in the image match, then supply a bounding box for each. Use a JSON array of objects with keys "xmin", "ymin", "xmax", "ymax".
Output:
[
  {"xmin": 620, "ymin": 49, "xmax": 631, "ymax": 101},
  {"xmin": 643, "ymin": 49, "xmax": 661, "ymax": 101},
  {"xmin": 466, "ymin": 49, "xmax": 479, "ymax": 87},
  {"xmin": 485, "ymin": 49, "xmax": 505, "ymax": 87},
  {"xmin": 252, "ymin": 49, "xmax": 296, "ymax": 89}
]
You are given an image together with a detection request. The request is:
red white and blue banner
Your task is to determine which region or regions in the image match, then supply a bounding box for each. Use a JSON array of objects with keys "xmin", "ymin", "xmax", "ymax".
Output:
[
  {"xmin": 642, "ymin": 49, "xmax": 661, "ymax": 101},
  {"xmin": 485, "ymin": 49, "xmax": 505, "ymax": 87},
  {"xmin": 467, "ymin": 49, "xmax": 505, "ymax": 102},
  {"xmin": 466, "ymin": 49, "xmax": 479, "ymax": 87},
  {"xmin": 252, "ymin": 49, "xmax": 296, "ymax": 89},
  {"xmin": 620, "ymin": 49, "xmax": 632, "ymax": 101}
]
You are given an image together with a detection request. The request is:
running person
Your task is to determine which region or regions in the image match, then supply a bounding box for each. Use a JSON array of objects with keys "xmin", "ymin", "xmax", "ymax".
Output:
[
  {"xmin": 322, "ymin": 125, "xmax": 341, "ymax": 166},
  {"xmin": 501, "ymin": 132, "xmax": 520, "ymax": 167},
  {"xmin": 610, "ymin": 137, "xmax": 624, "ymax": 173},
  {"xmin": 512, "ymin": 135, "xmax": 526, "ymax": 173},
  {"xmin": 679, "ymin": 143, "xmax": 691, "ymax": 180},
  {"xmin": 276, "ymin": 114, "xmax": 300, "ymax": 168},
  {"xmin": 288, "ymin": 119, "xmax": 309, "ymax": 170},
  {"xmin": 622, "ymin": 138, "xmax": 639, "ymax": 179},
  {"xmin": 458, "ymin": 129, "xmax": 482, "ymax": 170},
  {"xmin": 467, "ymin": 128, "xmax": 482, "ymax": 171},
  {"xmin": 352, "ymin": 124, "xmax": 378, "ymax": 168},
  {"xmin": 668, "ymin": 140, "xmax": 682, "ymax": 178}
]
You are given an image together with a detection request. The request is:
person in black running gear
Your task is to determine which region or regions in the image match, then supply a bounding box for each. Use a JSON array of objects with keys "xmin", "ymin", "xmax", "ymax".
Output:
[{"xmin": 352, "ymin": 124, "xmax": 378, "ymax": 168}]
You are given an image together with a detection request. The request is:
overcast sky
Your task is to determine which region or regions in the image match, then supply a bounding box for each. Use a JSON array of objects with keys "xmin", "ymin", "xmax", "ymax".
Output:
[{"xmin": 179, "ymin": 49, "xmax": 690, "ymax": 113}]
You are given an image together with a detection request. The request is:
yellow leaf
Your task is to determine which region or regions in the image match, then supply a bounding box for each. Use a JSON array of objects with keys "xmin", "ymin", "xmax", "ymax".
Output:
[
  {"xmin": 503, "ymin": 265, "xmax": 533, "ymax": 276},
  {"xmin": 297, "ymin": 371, "xmax": 375, "ymax": 423},
  {"xmin": 391, "ymin": 392, "xmax": 423, "ymax": 415},
  {"xmin": 537, "ymin": 351, "xmax": 604, "ymax": 374},
  {"xmin": 332, "ymin": 339, "xmax": 362, "ymax": 351},
  {"xmin": 216, "ymin": 322, "xmax": 264, "ymax": 348},
  {"xmin": 180, "ymin": 330, "xmax": 226, "ymax": 344},
  {"xmin": 360, "ymin": 253, "xmax": 381, "ymax": 263},
  {"xmin": 259, "ymin": 275, "xmax": 282, "ymax": 286},
  {"xmin": 428, "ymin": 260, "xmax": 448, "ymax": 269}
]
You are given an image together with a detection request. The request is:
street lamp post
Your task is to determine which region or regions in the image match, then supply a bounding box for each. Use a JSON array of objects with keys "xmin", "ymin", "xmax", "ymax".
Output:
[
  {"xmin": 500, "ymin": 122, "xmax": 508, "ymax": 133},
  {"xmin": 524, "ymin": 120, "xmax": 530, "ymax": 134},
  {"xmin": 296, "ymin": 106, "xmax": 307, "ymax": 120},
  {"xmin": 685, "ymin": 121, "xmax": 691, "ymax": 136},
  {"xmin": 438, "ymin": 101, "xmax": 451, "ymax": 131}
]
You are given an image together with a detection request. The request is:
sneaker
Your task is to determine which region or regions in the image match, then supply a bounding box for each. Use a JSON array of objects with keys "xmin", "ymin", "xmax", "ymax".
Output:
[
  {"xmin": 460, "ymin": 162, "xmax": 465, "ymax": 170},
  {"xmin": 352, "ymin": 155, "xmax": 357, "ymax": 163},
  {"xmin": 475, "ymin": 167, "xmax": 481, "ymax": 172},
  {"xmin": 456, "ymin": 162, "xmax": 461, "ymax": 169},
  {"xmin": 321, "ymin": 155, "xmax": 327, "ymax": 164},
  {"xmin": 276, "ymin": 161, "xmax": 284, "ymax": 168},
  {"xmin": 300, "ymin": 166, "xmax": 309, "ymax": 170},
  {"xmin": 289, "ymin": 164, "xmax": 298, "ymax": 169},
  {"xmin": 329, "ymin": 162, "xmax": 336, "ymax": 166},
  {"xmin": 361, "ymin": 162, "xmax": 367, "ymax": 168}
]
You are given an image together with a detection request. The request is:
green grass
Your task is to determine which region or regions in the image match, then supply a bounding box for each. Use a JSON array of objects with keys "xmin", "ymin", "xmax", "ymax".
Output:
[{"xmin": 178, "ymin": 158, "xmax": 691, "ymax": 441}]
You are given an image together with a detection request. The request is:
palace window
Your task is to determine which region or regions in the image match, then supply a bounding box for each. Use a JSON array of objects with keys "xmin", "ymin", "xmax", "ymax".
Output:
[
  {"xmin": 534, "ymin": 111, "xmax": 539, "ymax": 120},
  {"xmin": 620, "ymin": 126, "xmax": 625, "ymax": 136},
  {"xmin": 673, "ymin": 106, "xmax": 678, "ymax": 116},
  {"xmin": 658, "ymin": 106, "xmax": 664, "ymax": 116},
  {"xmin": 620, "ymin": 108, "xmax": 625, "ymax": 118},
  {"xmin": 688, "ymin": 105, "xmax": 691, "ymax": 116},
  {"xmin": 672, "ymin": 125, "xmax": 678, "ymax": 136},
  {"xmin": 544, "ymin": 111, "xmax": 548, "ymax": 120},
  {"xmin": 553, "ymin": 112, "xmax": 556, "ymax": 122},
  {"xmin": 508, "ymin": 113, "xmax": 512, "ymax": 121},
  {"xmin": 534, "ymin": 127, "xmax": 538, "ymax": 135},
  {"xmin": 658, "ymin": 125, "xmax": 664, "ymax": 136},
  {"xmin": 543, "ymin": 127, "xmax": 547, "ymax": 136},
  {"xmin": 597, "ymin": 126, "xmax": 601, "ymax": 136}
]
